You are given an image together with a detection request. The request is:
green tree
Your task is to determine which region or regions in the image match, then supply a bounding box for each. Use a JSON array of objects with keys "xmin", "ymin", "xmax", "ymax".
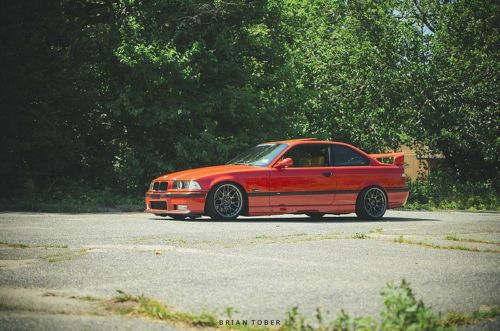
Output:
[
  {"xmin": 0, "ymin": 0, "xmax": 120, "ymax": 196},
  {"xmin": 283, "ymin": 0, "xmax": 429, "ymax": 152},
  {"xmin": 1, "ymin": 0, "xmax": 498, "ymax": 202},
  {"xmin": 417, "ymin": 0, "xmax": 499, "ymax": 183},
  {"xmin": 108, "ymin": 0, "xmax": 300, "ymax": 189}
]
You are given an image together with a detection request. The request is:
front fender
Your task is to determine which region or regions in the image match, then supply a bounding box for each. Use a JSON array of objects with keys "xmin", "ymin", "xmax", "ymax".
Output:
[{"xmin": 206, "ymin": 175, "xmax": 247, "ymax": 192}]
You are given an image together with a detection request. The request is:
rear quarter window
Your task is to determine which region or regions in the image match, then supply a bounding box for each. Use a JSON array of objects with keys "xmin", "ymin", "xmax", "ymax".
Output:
[{"xmin": 331, "ymin": 145, "xmax": 369, "ymax": 166}]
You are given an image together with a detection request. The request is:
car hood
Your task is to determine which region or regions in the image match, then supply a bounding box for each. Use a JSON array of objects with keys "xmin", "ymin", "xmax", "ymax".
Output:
[{"xmin": 155, "ymin": 164, "xmax": 263, "ymax": 181}]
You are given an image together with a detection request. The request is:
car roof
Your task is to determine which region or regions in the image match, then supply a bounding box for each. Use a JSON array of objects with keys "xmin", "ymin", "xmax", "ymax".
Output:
[
  {"xmin": 262, "ymin": 138, "xmax": 377, "ymax": 161},
  {"xmin": 263, "ymin": 138, "xmax": 343, "ymax": 145}
]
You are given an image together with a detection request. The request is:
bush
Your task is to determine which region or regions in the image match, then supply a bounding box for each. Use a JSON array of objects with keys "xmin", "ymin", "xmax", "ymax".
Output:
[
  {"xmin": 282, "ymin": 280, "xmax": 453, "ymax": 331},
  {"xmin": 380, "ymin": 280, "xmax": 448, "ymax": 331},
  {"xmin": 406, "ymin": 171, "xmax": 499, "ymax": 210}
]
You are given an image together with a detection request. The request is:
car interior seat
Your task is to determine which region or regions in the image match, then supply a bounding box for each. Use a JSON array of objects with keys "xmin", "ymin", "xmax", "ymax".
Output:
[{"xmin": 310, "ymin": 155, "xmax": 326, "ymax": 166}]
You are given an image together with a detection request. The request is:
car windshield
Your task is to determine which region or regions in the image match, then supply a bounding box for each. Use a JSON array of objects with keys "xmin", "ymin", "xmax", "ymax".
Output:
[{"xmin": 227, "ymin": 144, "xmax": 288, "ymax": 167}]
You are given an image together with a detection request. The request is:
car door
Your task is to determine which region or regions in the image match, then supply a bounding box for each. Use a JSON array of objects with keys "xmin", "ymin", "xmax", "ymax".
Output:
[
  {"xmin": 330, "ymin": 144, "xmax": 372, "ymax": 207},
  {"xmin": 269, "ymin": 143, "xmax": 336, "ymax": 208}
]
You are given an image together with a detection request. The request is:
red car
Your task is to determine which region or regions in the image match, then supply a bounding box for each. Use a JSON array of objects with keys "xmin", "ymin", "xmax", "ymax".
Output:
[{"xmin": 145, "ymin": 138, "xmax": 409, "ymax": 221}]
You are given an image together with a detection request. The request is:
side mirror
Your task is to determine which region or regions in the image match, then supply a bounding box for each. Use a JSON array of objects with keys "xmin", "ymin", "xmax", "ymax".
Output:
[{"xmin": 275, "ymin": 158, "xmax": 293, "ymax": 169}]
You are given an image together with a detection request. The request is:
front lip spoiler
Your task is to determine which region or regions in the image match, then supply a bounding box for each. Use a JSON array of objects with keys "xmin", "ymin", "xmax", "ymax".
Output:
[
  {"xmin": 146, "ymin": 209, "xmax": 190, "ymax": 214},
  {"xmin": 146, "ymin": 192, "xmax": 206, "ymax": 198},
  {"xmin": 146, "ymin": 210, "xmax": 202, "ymax": 217}
]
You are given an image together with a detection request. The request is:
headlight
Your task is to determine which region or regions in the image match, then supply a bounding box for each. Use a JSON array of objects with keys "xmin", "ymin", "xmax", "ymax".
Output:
[{"xmin": 173, "ymin": 180, "xmax": 201, "ymax": 190}]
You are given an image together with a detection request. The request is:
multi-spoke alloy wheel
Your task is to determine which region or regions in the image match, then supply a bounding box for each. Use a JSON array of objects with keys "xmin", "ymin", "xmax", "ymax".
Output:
[
  {"xmin": 206, "ymin": 183, "xmax": 245, "ymax": 221},
  {"xmin": 356, "ymin": 187, "xmax": 387, "ymax": 220}
]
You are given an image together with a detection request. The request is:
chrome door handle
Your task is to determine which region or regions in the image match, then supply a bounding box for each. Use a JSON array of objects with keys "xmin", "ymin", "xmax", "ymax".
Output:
[{"xmin": 322, "ymin": 172, "xmax": 333, "ymax": 177}]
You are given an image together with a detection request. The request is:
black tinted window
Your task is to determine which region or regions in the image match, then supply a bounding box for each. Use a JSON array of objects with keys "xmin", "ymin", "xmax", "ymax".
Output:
[
  {"xmin": 282, "ymin": 144, "xmax": 330, "ymax": 167},
  {"xmin": 331, "ymin": 145, "xmax": 369, "ymax": 166}
]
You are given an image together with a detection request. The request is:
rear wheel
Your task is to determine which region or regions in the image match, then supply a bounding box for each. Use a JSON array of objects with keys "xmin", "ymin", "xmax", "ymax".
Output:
[
  {"xmin": 206, "ymin": 183, "xmax": 245, "ymax": 221},
  {"xmin": 355, "ymin": 187, "xmax": 387, "ymax": 220},
  {"xmin": 306, "ymin": 213, "xmax": 325, "ymax": 219}
]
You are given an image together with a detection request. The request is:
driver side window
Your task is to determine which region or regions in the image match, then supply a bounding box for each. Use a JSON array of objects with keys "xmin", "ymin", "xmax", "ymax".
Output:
[
  {"xmin": 331, "ymin": 145, "xmax": 369, "ymax": 166},
  {"xmin": 282, "ymin": 144, "xmax": 330, "ymax": 167}
]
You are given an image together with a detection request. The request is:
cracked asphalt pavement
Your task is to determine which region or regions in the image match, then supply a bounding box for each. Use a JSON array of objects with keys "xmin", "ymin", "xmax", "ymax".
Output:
[{"xmin": 0, "ymin": 210, "xmax": 499, "ymax": 330}]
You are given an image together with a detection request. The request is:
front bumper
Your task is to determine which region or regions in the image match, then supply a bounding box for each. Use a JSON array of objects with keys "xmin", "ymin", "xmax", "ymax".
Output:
[{"xmin": 145, "ymin": 191, "xmax": 207, "ymax": 216}]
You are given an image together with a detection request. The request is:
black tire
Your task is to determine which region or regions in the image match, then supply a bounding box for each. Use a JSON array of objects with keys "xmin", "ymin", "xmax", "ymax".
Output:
[
  {"xmin": 205, "ymin": 182, "xmax": 246, "ymax": 221},
  {"xmin": 355, "ymin": 186, "xmax": 387, "ymax": 220},
  {"xmin": 306, "ymin": 213, "xmax": 325, "ymax": 219}
]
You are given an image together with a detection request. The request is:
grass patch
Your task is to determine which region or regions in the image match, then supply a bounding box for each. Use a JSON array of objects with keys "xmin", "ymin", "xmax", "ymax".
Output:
[
  {"xmin": 44, "ymin": 248, "xmax": 88, "ymax": 262},
  {"xmin": 46, "ymin": 245, "xmax": 69, "ymax": 249},
  {"xmin": 0, "ymin": 241, "xmax": 69, "ymax": 249},
  {"xmin": 393, "ymin": 236, "xmax": 500, "ymax": 253},
  {"xmin": 254, "ymin": 233, "xmax": 336, "ymax": 244},
  {"xmin": 440, "ymin": 306, "xmax": 500, "ymax": 327},
  {"xmin": 285, "ymin": 233, "xmax": 308, "ymax": 237},
  {"xmin": 352, "ymin": 233, "xmax": 368, "ymax": 239},
  {"xmin": 80, "ymin": 295, "xmax": 100, "ymax": 301},
  {"xmin": 103, "ymin": 281, "xmax": 499, "ymax": 331},
  {"xmin": 369, "ymin": 228, "xmax": 384, "ymax": 233},
  {"xmin": 164, "ymin": 238, "xmax": 188, "ymax": 245},
  {"xmin": 256, "ymin": 233, "xmax": 308, "ymax": 240},
  {"xmin": 444, "ymin": 235, "xmax": 500, "ymax": 246},
  {"xmin": 0, "ymin": 241, "xmax": 30, "ymax": 249},
  {"xmin": 252, "ymin": 232, "xmax": 356, "ymax": 245},
  {"xmin": 110, "ymin": 290, "xmax": 218, "ymax": 327}
]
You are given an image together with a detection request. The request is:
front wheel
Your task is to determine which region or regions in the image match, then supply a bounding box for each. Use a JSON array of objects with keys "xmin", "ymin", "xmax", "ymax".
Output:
[
  {"xmin": 206, "ymin": 183, "xmax": 246, "ymax": 221},
  {"xmin": 355, "ymin": 187, "xmax": 387, "ymax": 220}
]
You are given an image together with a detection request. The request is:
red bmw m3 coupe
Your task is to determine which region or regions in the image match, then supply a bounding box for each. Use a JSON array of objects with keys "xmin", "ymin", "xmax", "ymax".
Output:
[{"xmin": 145, "ymin": 138, "xmax": 409, "ymax": 221}]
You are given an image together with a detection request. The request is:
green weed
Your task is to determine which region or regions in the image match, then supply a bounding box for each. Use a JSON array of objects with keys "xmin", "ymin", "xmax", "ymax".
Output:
[
  {"xmin": 281, "ymin": 280, "xmax": 452, "ymax": 331},
  {"xmin": 111, "ymin": 290, "xmax": 217, "ymax": 327},
  {"xmin": 440, "ymin": 306, "xmax": 500, "ymax": 326},
  {"xmin": 352, "ymin": 233, "xmax": 368, "ymax": 239}
]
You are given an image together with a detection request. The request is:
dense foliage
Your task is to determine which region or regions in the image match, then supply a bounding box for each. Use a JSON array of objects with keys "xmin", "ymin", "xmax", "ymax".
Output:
[
  {"xmin": 406, "ymin": 171, "xmax": 499, "ymax": 210},
  {"xmin": 1, "ymin": 0, "xmax": 498, "ymax": 200}
]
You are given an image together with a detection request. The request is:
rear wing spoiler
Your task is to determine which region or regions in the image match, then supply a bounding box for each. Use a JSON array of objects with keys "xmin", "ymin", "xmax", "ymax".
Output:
[{"xmin": 369, "ymin": 152, "xmax": 404, "ymax": 166}]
